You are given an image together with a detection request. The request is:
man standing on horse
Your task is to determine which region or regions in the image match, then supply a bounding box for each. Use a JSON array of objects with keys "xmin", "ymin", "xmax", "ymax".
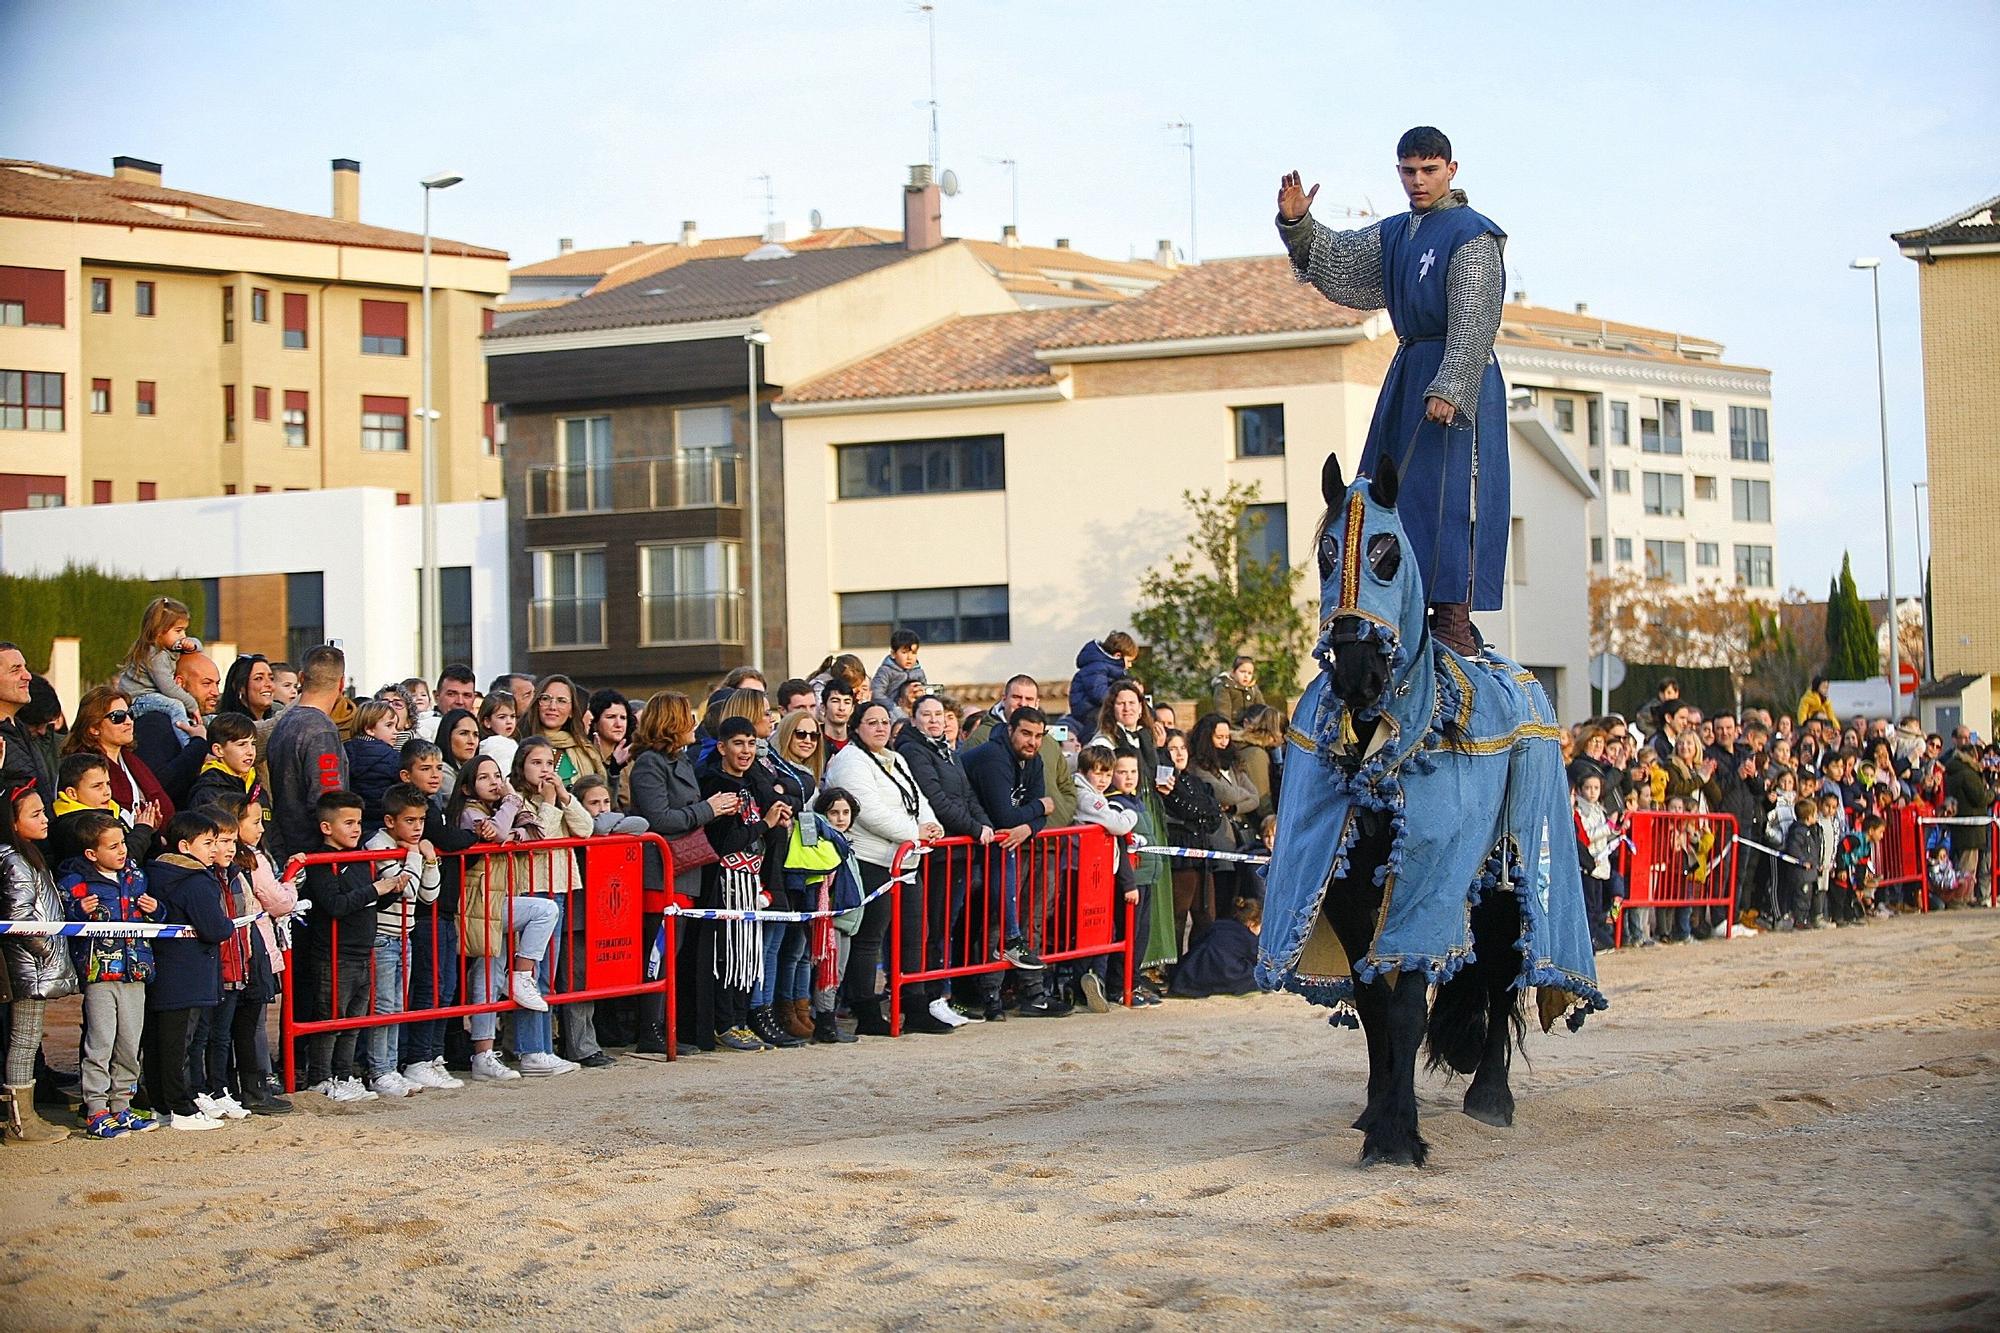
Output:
[{"xmin": 1277, "ymin": 126, "xmax": 1507, "ymax": 657}]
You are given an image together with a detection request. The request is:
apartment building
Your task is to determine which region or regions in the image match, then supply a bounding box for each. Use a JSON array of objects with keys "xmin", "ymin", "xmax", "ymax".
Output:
[
  {"xmin": 0, "ymin": 156, "xmax": 507, "ymax": 510},
  {"xmin": 1495, "ymin": 298, "xmax": 1778, "ymax": 597}
]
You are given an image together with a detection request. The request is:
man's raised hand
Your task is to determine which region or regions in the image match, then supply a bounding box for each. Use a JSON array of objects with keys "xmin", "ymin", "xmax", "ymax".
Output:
[{"xmin": 1278, "ymin": 171, "xmax": 1319, "ymax": 222}]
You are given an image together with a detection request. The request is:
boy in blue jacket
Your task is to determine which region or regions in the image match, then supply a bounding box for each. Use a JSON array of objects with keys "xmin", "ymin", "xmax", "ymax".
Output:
[
  {"xmin": 300, "ymin": 789, "xmax": 405, "ymax": 1101},
  {"xmin": 142, "ymin": 810, "xmax": 239, "ymax": 1131},
  {"xmin": 60, "ymin": 809, "xmax": 164, "ymax": 1137}
]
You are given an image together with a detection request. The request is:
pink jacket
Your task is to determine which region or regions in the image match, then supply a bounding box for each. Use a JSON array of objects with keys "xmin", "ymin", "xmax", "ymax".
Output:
[{"xmin": 244, "ymin": 845, "xmax": 298, "ymax": 973}]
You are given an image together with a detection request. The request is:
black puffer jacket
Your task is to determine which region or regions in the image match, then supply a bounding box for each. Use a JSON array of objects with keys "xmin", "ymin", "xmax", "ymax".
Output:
[
  {"xmin": 894, "ymin": 729, "xmax": 989, "ymax": 838},
  {"xmin": 1160, "ymin": 765, "xmax": 1224, "ymax": 867},
  {"xmin": 1943, "ymin": 750, "xmax": 1994, "ymax": 855},
  {"xmin": 1, "ymin": 846, "xmax": 80, "ymax": 1001}
]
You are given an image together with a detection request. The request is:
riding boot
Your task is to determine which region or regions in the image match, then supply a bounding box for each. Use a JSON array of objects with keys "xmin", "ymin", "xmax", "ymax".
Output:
[
  {"xmin": 1429, "ymin": 601, "xmax": 1479, "ymax": 657},
  {"xmin": 781, "ymin": 998, "xmax": 815, "ymax": 1040},
  {"xmin": 3, "ymin": 1085, "xmax": 69, "ymax": 1144}
]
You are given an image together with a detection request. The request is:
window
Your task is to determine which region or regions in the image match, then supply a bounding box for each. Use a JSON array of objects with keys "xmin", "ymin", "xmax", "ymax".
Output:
[
  {"xmin": 1729, "ymin": 405, "xmax": 1770, "ymax": 462},
  {"xmin": 361, "ymin": 395, "xmax": 408, "ymax": 451},
  {"xmin": 135, "ymin": 281, "xmax": 155, "ymax": 317},
  {"xmin": 1611, "ymin": 469, "xmax": 1630, "ymax": 494},
  {"xmin": 0, "ymin": 371, "xmax": 64, "ymax": 431},
  {"xmin": 0, "ymin": 475, "xmax": 65, "ymax": 510},
  {"xmin": 0, "ymin": 266, "xmax": 64, "ymax": 327},
  {"xmin": 1587, "ymin": 398, "xmax": 1601, "ymax": 448},
  {"xmin": 1696, "ymin": 541, "xmax": 1720, "ymax": 567},
  {"xmin": 1734, "ymin": 543, "xmax": 1775, "ymax": 588},
  {"xmin": 1590, "ymin": 536, "xmax": 1604, "ymax": 564},
  {"xmin": 1641, "ymin": 471, "xmax": 1685, "ymax": 517},
  {"xmin": 1609, "ymin": 401, "xmax": 1630, "ymax": 446},
  {"xmin": 837, "ymin": 435, "xmax": 1005, "ymax": 498},
  {"xmin": 282, "ymin": 292, "xmax": 308, "ymax": 349},
  {"xmin": 199, "ymin": 580, "xmax": 221, "ymax": 641},
  {"xmin": 255, "ymin": 485, "xmax": 271, "ymax": 494},
  {"xmin": 439, "ymin": 566, "xmax": 473, "ymax": 669},
  {"xmin": 90, "ymin": 277, "xmax": 111, "ymax": 314},
  {"xmin": 675, "ymin": 405, "xmax": 737, "ymax": 504},
  {"xmin": 1691, "ymin": 407, "xmax": 1714, "ymax": 433},
  {"xmin": 90, "ymin": 378, "xmax": 110, "ymax": 414},
  {"xmin": 224, "ymin": 485, "xmax": 237, "ymax": 496},
  {"xmin": 360, "ymin": 299, "xmax": 409, "ymax": 356},
  {"xmin": 1644, "ymin": 538, "xmax": 1687, "ymax": 584},
  {"xmin": 1693, "ymin": 474, "xmax": 1717, "ymax": 501},
  {"xmin": 137, "ymin": 482, "xmax": 157, "ymax": 502},
  {"xmin": 1614, "ymin": 536, "xmax": 1633, "ymax": 563},
  {"xmin": 395, "ymin": 492, "xmax": 411, "ymax": 506},
  {"xmin": 1238, "ymin": 502, "xmax": 1289, "ymax": 575},
  {"xmin": 283, "ymin": 390, "xmax": 309, "ymax": 447},
  {"xmin": 251, "ymin": 288, "xmax": 268, "ymax": 323},
  {"xmin": 556, "ymin": 415, "xmax": 613, "ymax": 511},
  {"xmin": 1640, "ymin": 397, "xmax": 1681, "ymax": 454},
  {"xmin": 136, "ymin": 381, "xmax": 156, "ymax": 416},
  {"xmin": 1553, "ymin": 398, "xmax": 1575, "ymax": 433},
  {"xmin": 640, "ymin": 541, "xmax": 744, "ymax": 644},
  {"xmin": 1731, "ymin": 477, "xmax": 1772, "ymax": 523},
  {"xmin": 530, "ymin": 548, "xmax": 606, "ymax": 649},
  {"xmin": 221, "ymin": 286, "xmax": 234, "ymax": 344},
  {"xmin": 841, "ymin": 585, "xmax": 1009, "ymax": 649},
  {"xmin": 92, "ymin": 480, "xmax": 112, "ymax": 504},
  {"xmin": 223, "ymin": 385, "xmax": 236, "ymax": 442},
  {"xmin": 285, "ymin": 571, "xmax": 325, "ymax": 663},
  {"xmin": 252, "ymin": 386, "xmax": 270, "ymax": 421},
  {"xmin": 1233, "ymin": 404, "xmax": 1285, "ymax": 457}
]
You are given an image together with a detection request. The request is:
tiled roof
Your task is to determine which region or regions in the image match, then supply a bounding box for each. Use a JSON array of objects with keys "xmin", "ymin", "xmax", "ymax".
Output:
[
  {"xmin": 960, "ymin": 238, "xmax": 1171, "ymax": 284},
  {"xmin": 486, "ymin": 243, "xmax": 915, "ymax": 339},
  {"xmin": 1892, "ymin": 193, "xmax": 2000, "ymax": 249},
  {"xmin": 0, "ymin": 159, "xmax": 506, "ymax": 259},
  {"xmin": 1037, "ymin": 255, "xmax": 1370, "ymax": 349},
  {"xmin": 783, "ymin": 308, "xmax": 1093, "ymax": 403},
  {"xmin": 511, "ymin": 227, "xmax": 905, "ymax": 289},
  {"xmin": 1500, "ymin": 301, "xmax": 1714, "ymax": 347},
  {"xmin": 512, "ymin": 242, "xmax": 663, "ymax": 278},
  {"xmin": 1496, "ymin": 323, "xmax": 1766, "ymax": 374}
]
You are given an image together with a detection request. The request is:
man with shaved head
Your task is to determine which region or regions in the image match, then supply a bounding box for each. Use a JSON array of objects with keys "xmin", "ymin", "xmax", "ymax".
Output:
[{"xmin": 132, "ymin": 650, "xmax": 224, "ymax": 805}]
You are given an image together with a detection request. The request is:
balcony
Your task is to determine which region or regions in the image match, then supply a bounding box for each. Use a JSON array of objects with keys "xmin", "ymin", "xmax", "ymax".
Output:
[
  {"xmin": 641, "ymin": 590, "xmax": 744, "ymax": 646},
  {"xmin": 527, "ymin": 596, "xmax": 606, "ymax": 651},
  {"xmin": 525, "ymin": 451, "xmax": 742, "ymax": 517}
]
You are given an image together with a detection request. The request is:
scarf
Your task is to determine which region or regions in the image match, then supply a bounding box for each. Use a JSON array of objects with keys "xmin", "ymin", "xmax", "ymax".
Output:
[
  {"xmin": 714, "ymin": 783, "xmax": 765, "ymax": 992},
  {"xmin": 869, "ymin": 748, "xmax": 921, "ymax": 819},
  {"xmin": 915, "ymin": 731, "xmax": 955, "ymax": 767}
]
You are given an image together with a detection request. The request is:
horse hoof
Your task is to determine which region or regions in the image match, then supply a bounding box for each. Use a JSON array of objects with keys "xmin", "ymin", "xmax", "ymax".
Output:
[
  {"xmin": 1462, "ymin": 1101, "xmax": 1514, "ymax": 1128},
  {"xmin": 1351, "ymin": 1110, "xmax": 1377, "ymax": 1132},
  {"xmin": 1359, "ymin": 1137, "xmax": 1430, "ymax": 1169}
]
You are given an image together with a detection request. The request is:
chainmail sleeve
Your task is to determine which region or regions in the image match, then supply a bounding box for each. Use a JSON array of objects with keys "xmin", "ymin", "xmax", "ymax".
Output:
[
  {"xmin": 1424, "ymin": 231, "xmax": 1504, "ymax": 424},
  {"xmin": 1275, "ymin": 212, "xmax": 1386, "ymax": 310}
]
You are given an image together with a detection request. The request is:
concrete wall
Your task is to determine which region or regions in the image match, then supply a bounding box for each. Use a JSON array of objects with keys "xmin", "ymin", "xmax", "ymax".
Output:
[
  {"xmin": 1914, "ymin": 251, "xmax": 2000, "ymax": 676},
  {"xmin": 0, "ymin": 488, "xmax": 509, "ymax": 692},
  {"xmin": 762, "ymin": 242, "xmax": 1015, "ymax": 385}
]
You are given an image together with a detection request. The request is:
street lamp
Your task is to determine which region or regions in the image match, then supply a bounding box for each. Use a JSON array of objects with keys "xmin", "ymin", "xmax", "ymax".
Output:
[
  {"xmin": 1851, "ymin": 257, "xmax": 1899, "ymax": 720},
  {"xmin": 744, "ymin": 329, "xmax": 771, "ymax": 671},
  {"xmin": 418, "ymin": 172, "xmax": 462, "ymax": 686}
]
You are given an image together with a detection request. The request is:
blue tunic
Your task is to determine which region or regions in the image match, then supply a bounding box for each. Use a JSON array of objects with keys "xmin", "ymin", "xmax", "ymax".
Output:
[{"xmin": 1361, "ymin": 206, "xmax": 1510, "ymax": 612}]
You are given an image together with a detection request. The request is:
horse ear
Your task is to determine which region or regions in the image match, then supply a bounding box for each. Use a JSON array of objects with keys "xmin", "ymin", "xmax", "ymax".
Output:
[
  {"xmin": 1369, "ymin": 456, "xmax": 1400, "ymax": 508},
  {"xmin": 1322, "ymin": 452, "xmax": 1346, "ymax": 508}
]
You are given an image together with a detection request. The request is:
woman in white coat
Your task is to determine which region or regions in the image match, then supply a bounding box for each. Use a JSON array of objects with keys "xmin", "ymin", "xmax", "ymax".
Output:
[{"xmin": 823, "ymin": 700, "xmax": 946, "ymax": 1034}]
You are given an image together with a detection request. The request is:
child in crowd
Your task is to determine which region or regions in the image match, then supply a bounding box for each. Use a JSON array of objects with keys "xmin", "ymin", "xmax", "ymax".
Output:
[
  {"xmin": 59, "ymin": 810, "xmax": 163, "ymax": 1137},
  {"xmin": 1830, "ymin": 812, "xmax": 1886, "ymax": 924},
  {"xmin": 871, "ymin": 630, "xmax": 928, "ymax": 721},
  {"xmin": 794, "ymin": 787, "xmax": 864, "ymax": 1045},
  {"xmin": 186, "ymin": 711, "xmax": 262, "ymax": 812},
  {"xmin": 1573, "ymin": 772, "xmax": 1616, "ymax": 952},
  {"xmin": 300, "ymin": 790, "xmax": 408, "ymax": 1102},
  {"xmin": 1067, "ymin": 631, "xmax": 1137, "ymax": 743},
  {"xmin": 573, "ymin": 773, "xmax": 649, "ymax": 837},
  {"xmin": 447, "ymin": 754, "xmax": 564, "ymax": 1081},
  {"xmin": 1775, "ymin": 795, "xmax": 1824, "ymax": 931},
  {"xmin": 513, "ymin": 736, "xmax": 604, "ymax": 1067},
  {"xmin": 144, "ymin": 810, "xmax": 239, "ymax": 1131},
  {"xmin": 226, "ymin": 789, "xmax": 297, "ymax": 1111},
  {"xmin": 1169, "ymin": 880, "xmax": 1264, "ymax": 998},
  {"xmin": 1107, "ymin": 751, "xmax": 1163, "ymax": 1006},
  {"xmin": 185, "ymin": 808, "xmax": 254, "ymax": 1124},
  {"xmin": 393, "ymin": 740, "xmax": 473, "ymax": 1089},
  {"xmin": 269, "ymin": 662, "xmax": 300, "ymax": 708},
  {"xmin": 478, "ymin": 692, "xmax": 521, "ymax": 774},
  {"xmin": 1071, "ymin": 745, "xmax": 1138, "ymax": 1013},
  {"xmin": 1, "ymin": 783, "xmax": 81, "ymax": 1143},
  {"xmin": 51, "ymin": 751, "xmax": 156, "ymax": 864},
  {"xmin": 116, "ymin": 595, "xmax": 204, "ymax": 733},
  {"xmin": 360, "ymin": 783, "xmax": 442, "ymax": 1098},
  {"xmin": 344, "ymin": 701, "xmax": 404, "ymax": 835}
]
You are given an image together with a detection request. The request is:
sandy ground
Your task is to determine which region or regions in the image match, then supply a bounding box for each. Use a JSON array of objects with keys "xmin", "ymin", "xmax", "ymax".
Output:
[{"xmin": 2, "ymin": 910, "xmax": 1997, "ymax": 1331}]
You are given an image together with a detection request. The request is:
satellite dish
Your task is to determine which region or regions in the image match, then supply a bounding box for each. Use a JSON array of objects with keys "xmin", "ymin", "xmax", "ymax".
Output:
[
  {"xmin": 940, "ymin": 169, "xmax": 959, "ymax": 197},
  {"xmin": 809, "ymin": 208, "xmax": 823, "ymax": 231}
]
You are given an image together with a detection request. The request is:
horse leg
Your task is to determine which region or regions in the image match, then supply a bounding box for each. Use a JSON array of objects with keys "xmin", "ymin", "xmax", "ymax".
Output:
[
  {"xmin": 1322, "ymin": 811, "xmax": 1397, "ymax": 1142},
  {"xmin": 1462, "ymin": 891, "xmax": 1524, "ymax": 1128},
  {"xmin": 1360, "ymin": 969, "xmax": 1430, "ymax": 1167},
  {"xmin": 1349, "ymin": 980, "xmax": 1390, "ymax": 1133}
]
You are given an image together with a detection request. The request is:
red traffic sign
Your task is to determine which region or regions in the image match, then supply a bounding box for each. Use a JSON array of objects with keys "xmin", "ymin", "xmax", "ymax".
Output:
[{"xmin": 1899, "ymin": 660, "xmax": 1919, "ymax": 696}]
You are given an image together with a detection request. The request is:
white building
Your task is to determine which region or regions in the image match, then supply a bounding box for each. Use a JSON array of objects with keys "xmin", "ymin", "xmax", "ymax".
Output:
[{"xmin": 0, "ymin": 488, "xmax": 510, "ymax": 693}]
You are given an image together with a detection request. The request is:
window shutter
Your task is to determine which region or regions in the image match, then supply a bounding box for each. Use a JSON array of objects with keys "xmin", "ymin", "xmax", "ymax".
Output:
[
  {"xmin": 283, "ymin": 292, "xmax": 308, "ymax": 331},
  {"xmin": 362, "ymin": 394, "xmax": 408, "ymax": 417},
  {"xmin": 360, "ymin": 300, "xmax": 408, "ymax": 338},
  {"xmin": 0, "ymin": 266, "xmax": 66, "ymax": 326}
]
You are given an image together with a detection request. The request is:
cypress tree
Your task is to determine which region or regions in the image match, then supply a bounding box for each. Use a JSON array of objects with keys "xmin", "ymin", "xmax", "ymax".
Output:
[{"xmin": 1824, "ymin": 552, "xmax": 1877, "ymax": 680}]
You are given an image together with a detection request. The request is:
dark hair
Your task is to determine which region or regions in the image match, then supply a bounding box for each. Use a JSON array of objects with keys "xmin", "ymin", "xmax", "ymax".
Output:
[
  {"xmin": 1812, "ymin": 674, "xmax": 1830, "ymax": 690},
  {"xmin": 489, "ymin": 673, "xmax": 531, "ymax": 697},
  {"xmin": 813, "ymin": 786, "xmax": 860, "ymax": 821},
  {"xmin": 201, "ymin": 789, "xmax": 256, "ymax": 824},
  {"xmin": 890, "ymin": 629, "xmax": 921, "ymax": 652},
  {"xmin": 716, "ymin": 716, "xmax": 757, "ymax": 742},
  {"xmin": 775, "ymin": 678, "xmax": 815, "ymax": 709},
  {"xmin": 1102, "ymin": 631, "xmax": 1137, "ymax": 658},
  {"xmin": 1232, "ymin": 655, "xmax": 1254, "ymax": 670},
  {"xmin": 73, "ymin": 809, "xmax": 125, "ymax": 855},
  {"xmin": 219, "ymin": 653, "xmax": 272, "ymax": 718},
  {"xmin": 851, "ymin": 700, "xmax": 895, "ymax": 751},
  {"xmin": 162, "ymin": 809, "xmax": 222, "ymax": 851},
  {"xmin": 509, "ymin": 735, "xmax": 556, "ymax": 792},
  {"xmin": 1, "ymin": 782, "xmax": 48, "ymax": 871},
  {"xmin": 1657, "ymin": 677, "xmax": 1681, "ymax": 694},
  {"xmin": 206, "ymin": 711, "xmax": 257, "ymax": 750},
  {"xmin": 299, "ymin": 644, "xmax": 345, "ymax": 693},
  {"xmin": 445, "ymin": 754, "xmax": 503, "ymax": 827},
  {"xmin": 587, "ymin": 688, "xmax": 629, "ymax": 736},
  {"xmin": 269, "ymin": 660, "xmax": 296, "ymax": 677},
  {"xmin": 571, "ymin": 773, "xmax": 609, "ymax": 800},
  {"xmin": 822, "ymin": 679, "xmax": 856, "ymax": 704},
  {"xmin": 21, "ymin": 674, "xmax": 63, "ymax": 728},
  {"xmin": 314, "ymin": 789, "xmax": 364, "ymax": 821},
  {"xmin": 1007, "ymin": 706, "xmax": 1047, "ymax": 732},
  {"xmin": 1396, "ymin": 125, "xmax": 1452, "ymax": 161},
  {"xmin": 381, "ymin": 782, "xmax": 429, "ymax": 820},
  {"xmin": 399, "ymin": 738, "xmax": 444, "ymax": 771},
  {"xmin": 1189, "ymin": 713, "xmax": 1236, "ymax": 772},
  {"xmin": 1075, "ymin": 746, "xmax": 1113, "ymax": 776},
  {"xmin": 58, "ymin": 751, "xmax": 110, "ymax": 791},
  {"xmin": 438, "ymin": 663, "xmax": 476, "ymax": 687},
  {"xmin": 722, "ymin": 665, "xmax": 767, "ymax": 691}
]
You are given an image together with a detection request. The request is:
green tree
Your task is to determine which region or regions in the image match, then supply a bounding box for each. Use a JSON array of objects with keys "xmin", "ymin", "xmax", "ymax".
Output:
[
  {"xmin": 1823, "ymin": 552, "xmax": 1876, "ymax": 680},
  {"xmin": 0, "ymin": 564, "xmax": 206, "ymax": 685},
  {"xmin": 1132, "ymin": 483, "xmax": 1312, "ymax": 703}
]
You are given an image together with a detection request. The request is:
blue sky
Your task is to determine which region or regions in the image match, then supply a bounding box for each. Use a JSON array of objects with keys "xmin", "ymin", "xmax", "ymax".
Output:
[{"xmin": 4, "ymin": 0, "xmax": 1994, "ymax": 601}]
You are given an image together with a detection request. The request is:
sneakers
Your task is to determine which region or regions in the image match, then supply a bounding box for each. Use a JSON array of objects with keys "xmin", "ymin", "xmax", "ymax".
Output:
[
  {"xmin": 83, "ymin": 1110, "xmax": 128, "ymax": 1139},
  {"xmin": 928, "ymin": 997, "xmax": 971, "ymax": 1029},
  {"xmin": 509, "ymin": 970, "xmax": 549, "ymax": 1012},
  {"xmin": 715, "ymin": 1027, "xmax": 765, "ymax": 1052},
  {"xmin": 997, "ymin": 938, "xmax": 1046, "ymax": 970},
  {"xmin": 469, "ymin": 1051, "xmax": 520, "ymax": 1082},
  {"xmin": 113, "ymin": 1107, "xmax": 159, "ymax": 1134},
  {"xmin": 1078, "ymin": 972, "xmax": 1111, "ymax": 1014},
  {"xmin": 311, "ymin": 1077, "xmax": 380, "ymax": 1103},
  {"xmin": 169, "ymin": 1110, "xmax": 225, "ymax": 1131},
  {"xmin": 403, "ymin": 1059, "xmax": 464, "ymax": 1090},
  {"xmin": 517, "ymin": 1052, "xmax": 579, "ymax": 1077},
  {"xmin": 368, "ymin": 1070, "xmax": 423, "ymax": 1098},
  {"xmin": 194, "ymin": 1092, "xmax": 250, "ymax": 1122},
  {"xmin": 1014, "ymin": 997, "xmax": 1068, "ymax": 1018},
  {"xmin": 212, "ymin": 1091, "xmax": 253, "ymax": 1120}
]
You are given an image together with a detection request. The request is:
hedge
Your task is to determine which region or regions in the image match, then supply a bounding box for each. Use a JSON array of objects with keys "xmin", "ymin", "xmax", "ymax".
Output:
[{"xmin": 0, "ymin": 564, "xmax": 207, "ymax": 687}]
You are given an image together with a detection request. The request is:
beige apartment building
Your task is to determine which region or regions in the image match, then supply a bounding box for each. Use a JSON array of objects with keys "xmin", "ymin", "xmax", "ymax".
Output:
[
  {"xmin": 1896, "ymin": 193, "xmax": 2000, "ymax": 679},
  {"xmin": 0, "ymin": 156, "xmax": 507, "ymax": 510},
  {"xmin": 1493, "ymin": 298, "xmax": 1778, "ymax": 597}
]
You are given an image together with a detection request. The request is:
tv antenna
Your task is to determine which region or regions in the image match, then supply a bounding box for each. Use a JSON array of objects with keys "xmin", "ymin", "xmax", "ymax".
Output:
[
  {"xmin": 914, "ymin": 3, "xmax": 941, "ymax": 172},
  {"xmin": 1166, "ymin": 119, "xmax": 1196, "ymax": 263},
  {"xmin": 988, "ymin": 156, "xmax": 1020, "ymax": 233},
  {"xmin": 752, "ymin": 173, "xmax": 776, "ymax": 230}
]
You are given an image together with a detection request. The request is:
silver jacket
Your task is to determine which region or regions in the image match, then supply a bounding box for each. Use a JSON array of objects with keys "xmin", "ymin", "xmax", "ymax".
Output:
[{"xmin": 1, "ymin": 847, "xmax": 81, "ymax": 1001}]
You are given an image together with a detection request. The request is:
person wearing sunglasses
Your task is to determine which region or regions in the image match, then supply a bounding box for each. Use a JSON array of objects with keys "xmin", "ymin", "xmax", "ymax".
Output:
[{"xmin": 61, "ymin": 686, "xmax": 173, "ymax": 828}]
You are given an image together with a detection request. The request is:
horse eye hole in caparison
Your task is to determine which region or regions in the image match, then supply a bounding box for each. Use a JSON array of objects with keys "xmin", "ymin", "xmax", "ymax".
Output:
[{"xmin": 1366, "ymin": 532, "xmax": 1402, "ymax": 581}]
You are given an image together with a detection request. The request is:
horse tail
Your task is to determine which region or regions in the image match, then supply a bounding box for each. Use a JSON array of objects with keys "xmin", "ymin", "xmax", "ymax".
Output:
[{"xmin": 1424, "ymin": 964, "xmax": 1488, "ymax": 1075}]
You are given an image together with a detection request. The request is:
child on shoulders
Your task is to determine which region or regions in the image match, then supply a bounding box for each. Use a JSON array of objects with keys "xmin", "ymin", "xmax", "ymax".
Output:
[
  {"xmin": 116, "ymin": 595, "xmax": 204, "ymax": 734},
  {"xmin": 870, "ymin": 630, "xmax": 928, "ymax": 721}
]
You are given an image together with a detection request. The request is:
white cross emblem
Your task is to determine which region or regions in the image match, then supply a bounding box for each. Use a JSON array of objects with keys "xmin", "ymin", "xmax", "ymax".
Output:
[{"xmin": 1418, "ymin": 247, "xmax": 1437, "ymax": 281}]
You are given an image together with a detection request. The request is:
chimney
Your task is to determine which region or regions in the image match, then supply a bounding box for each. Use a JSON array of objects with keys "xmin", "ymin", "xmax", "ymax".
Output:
[
  {"xmin": 1574, "ymin": 301, "xmax": 1589, "ymax": 315},
  {"xmin": 1510, "ymin": 289, "xmax": 1528, "ymax": 305},
  {"xmin": 1154, "ymin": 238, "xmax": 1178, "ymax": 269},
  {"xmin": 330, "ymin": 158, "xmax": 360, "ymax": 222},
  {"xmin": 1001, "ymin": 224, "xmax": 1021, "ymax": 249},
  {"xmin": 902, "ymin": 164, "xmax": 942, "ymax": 252},
  {"xmin": 112, "ymin": 155, "xmax": 161, "ymax": 186},
  {"xmin": 680, "ymin": 219, "xmax": 699, "ymax": 247},
  {"xmin": 1054, "ymin": 237, "xmax": 1071, "ymax": 250},
  {"xmin": 557, "ymin": 237, "xmax": 574, "ymax": 254}
]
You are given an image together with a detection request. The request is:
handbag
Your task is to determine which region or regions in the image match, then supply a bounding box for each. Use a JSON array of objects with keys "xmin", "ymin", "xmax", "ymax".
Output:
[{"xmin": 666, "ymin": 828, "xmax": 718, "ymax": 872}]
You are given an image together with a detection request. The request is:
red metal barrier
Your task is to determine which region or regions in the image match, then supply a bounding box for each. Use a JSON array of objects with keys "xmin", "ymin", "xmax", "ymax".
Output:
[
  {"xmin": 886, "ymin": 825, "xmax": 1136, "ymax": 1035},
  {"xmin": 279, "ymin": 832, "xmax": 675, "ymax": 1090},
  {"xmin": 1614, "ymin": 811, "xmax": 1739, "ymax": 946},
  {"xmin": 1874, "ymin": 805, "xmax": 1928, "ymax": 912}
]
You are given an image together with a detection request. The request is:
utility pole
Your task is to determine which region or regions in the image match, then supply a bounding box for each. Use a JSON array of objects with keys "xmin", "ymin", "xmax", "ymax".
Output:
[{"xmin": 1166, "ymin": 119, "xmax": 1196, "ymax": 262}]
